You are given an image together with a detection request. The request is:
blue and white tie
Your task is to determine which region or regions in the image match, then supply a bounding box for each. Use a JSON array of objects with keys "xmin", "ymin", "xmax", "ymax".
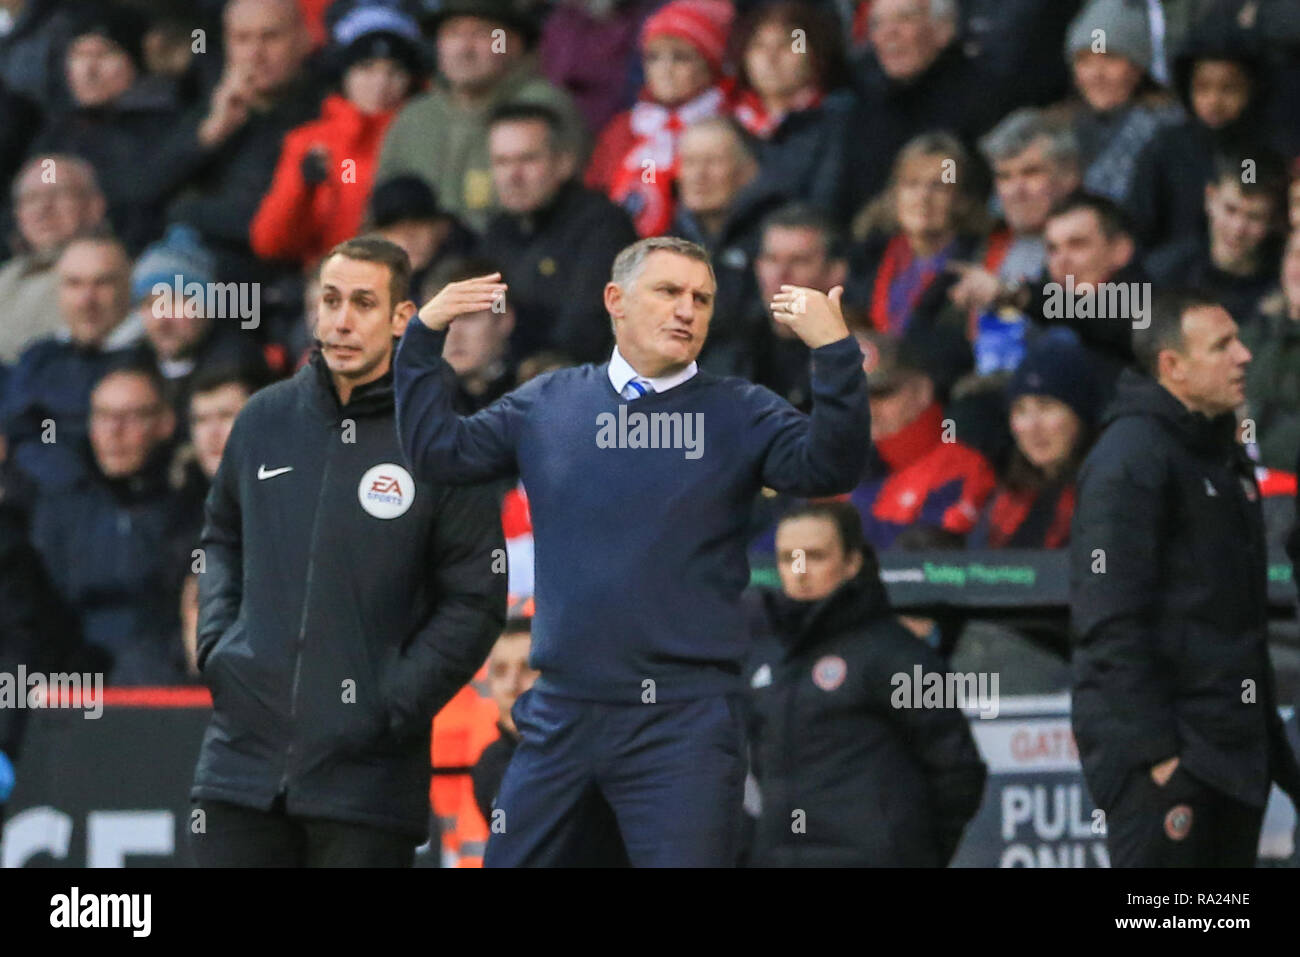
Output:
[{"xmin": 623, "ymin": 377, "xmax": 654, "ymax": 400}]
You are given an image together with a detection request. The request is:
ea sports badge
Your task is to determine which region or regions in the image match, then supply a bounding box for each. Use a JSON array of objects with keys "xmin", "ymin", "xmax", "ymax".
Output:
[
  {"xmin": 1164, "ymin": 804, "xmax": 1193, "ymax": 841},
  {"xmin": 358, "ymin": 463, "xmax": 415, "ymax": 519},
  {"xmin": 812, "ymin": 655, "xmax": 847, "ymax": 692}
]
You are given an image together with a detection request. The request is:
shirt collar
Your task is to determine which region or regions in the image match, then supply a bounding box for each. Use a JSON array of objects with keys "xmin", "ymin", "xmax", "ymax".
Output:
[{"xmin": 607, "ymin": 346, "xmax": 698, "ymax": 396}]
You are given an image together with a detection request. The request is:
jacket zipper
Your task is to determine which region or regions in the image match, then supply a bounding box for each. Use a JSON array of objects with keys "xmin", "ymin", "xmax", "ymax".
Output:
[{"xmin": 278, "ymin": 421, "xmax": 338, "ymax": 796}]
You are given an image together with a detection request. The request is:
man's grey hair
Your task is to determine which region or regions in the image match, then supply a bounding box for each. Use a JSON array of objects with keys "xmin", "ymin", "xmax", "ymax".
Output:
[
  {"xmin": 980, "ymin": 108, "xmax": 1080, "ymax": 171},
  {"xmin": 12, "ymin": 153, "xmax": 102, "ymax": 202},
  {"xmin": 610, "ymin": 237, "xmax": 715, "ymax": 289}
]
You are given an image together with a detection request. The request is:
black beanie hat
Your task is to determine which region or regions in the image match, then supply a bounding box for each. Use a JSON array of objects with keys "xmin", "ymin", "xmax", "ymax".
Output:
[{"xmin": 67, "ymin": 3, "xmax": 148, "ymax": 72}]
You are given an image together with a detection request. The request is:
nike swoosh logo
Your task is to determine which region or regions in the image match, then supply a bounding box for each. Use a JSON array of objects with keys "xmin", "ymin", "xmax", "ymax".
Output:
[{"xmin": 257, "ymin": 465, "xmax": 293, "ymax": 480}]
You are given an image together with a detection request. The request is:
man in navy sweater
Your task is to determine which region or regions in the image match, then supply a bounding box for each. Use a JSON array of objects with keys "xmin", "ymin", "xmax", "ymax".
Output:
[{"xmin": 395, "ymin": 235, "xmax": 870, "ymax": 866}]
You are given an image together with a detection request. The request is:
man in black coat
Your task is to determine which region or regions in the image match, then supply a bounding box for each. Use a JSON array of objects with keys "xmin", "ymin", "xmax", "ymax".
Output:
[
  {"xmin": 143, "ymin": 0, "xmax": 322, "ymax": 284},
  {"xmin": 481, "ymin": 103, "xmax": 637, "ymax": 365},
  {"xmin": 190, "ymin": 236, "xmax": 506, "ymax": 867},
  {"xmin": 744, "ymin": 500, "xmax": 987, "ymax": 867},
  {"xmin": 1070, "ymin": 289, "xmax": 1300, "ymax": 868}
]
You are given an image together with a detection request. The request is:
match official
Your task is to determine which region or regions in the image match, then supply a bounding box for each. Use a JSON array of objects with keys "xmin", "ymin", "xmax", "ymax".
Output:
[
  {"xmin": 190, "ymin": 237, "xmax": 506, "ymax": 867},
  {"xmin": 395, "ymin": 236, "xmax": 870, "ymax": 866},
  {"xmin": 1070, "ymin": 290, "xmax": 1300, "ymax": 867}
]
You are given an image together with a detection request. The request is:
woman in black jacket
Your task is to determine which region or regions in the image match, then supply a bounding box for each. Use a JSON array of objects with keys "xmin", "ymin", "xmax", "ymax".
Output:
[{"xmin": 744, "ymin": 501, "xmax": 988, "ymax": 867}]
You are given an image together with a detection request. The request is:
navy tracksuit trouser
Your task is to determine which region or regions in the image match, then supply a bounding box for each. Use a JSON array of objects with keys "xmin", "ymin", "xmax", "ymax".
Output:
[{"xmin": 483, "ymin": 688, "xmax": 747, "ymax": 867}]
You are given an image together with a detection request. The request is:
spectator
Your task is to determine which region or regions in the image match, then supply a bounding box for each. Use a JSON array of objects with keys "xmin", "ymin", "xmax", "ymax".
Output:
[
  {"xmin": 426, "ymin": 256, "xmax": 517, "ymax": 413},
  {"xmin": 1054, "ymin": 0, "xmax": 1181, "ymax": 203},
  {"xmin": 28, "ymin": 3, "xmax": 182, "ymax": 252},
  {"xmin": 1146, "ymin": 150, "xmax": 1287, "ymax": 324},
  {"xmin": 482, "ymin": 102, "xmax": 637, "ymax": 363},
  {"xmin": 377, "ymin": 0, "xmax": 586, "ymax": 234},
  {"xmin": 132, "ymin": 225, "xmax": 270, "ymax": 427},
  {"xmin": 538, "ymin": 0, "xmax": 662, "ymax": 136},
  {"xmin": 3, "ymin": 234, "xmax": 142, "ymax": 495},
  {"xmin": 250, "ymin": 3, "xmax": 428, "ymax": 267},
  {"xmin": 1005, "ymin": 190, "xmax": 1145, "ymax": 388},
  {"xmin": 0, "ymin": 0, "xmax": 82, "ymax": 107},
  {"xmin": 968, "ymin": 330, "xmax": 1101, "ymax": 549},
  {"xmin": 29, "ymin": 364, "xmax": 193, "ymax": 685},
  {"xmin": 470, "ymin": 610, "xmax": 541, "ymax": 824},
  {"xmin": 669, "ymin": 117, "xmax": 789, "ymax": 375},
  {"xmin": 176, "ymin": 364, "xmax": 262, "ymax": 679},
  {"xmin": 846, "ymin": 330, "xmax": 994, "ymax": 548},
  {"xmin": 948, "ymin": 109, "xmax": 1082, "ymax": 319},
  {"xmin": 368, "ymin": 175, "xmax": 479, "ymax": 302},
  {"xmin": 744, "ymin": 500, "xmax": 987, "ymax": 866},
  {"xmin": 145, "ymin": 0, "xmax": 320, "ymax": 283},
  {"xmin": 750, "ymin": 203, "xmax": 848, "ymax": 409},
  {"xmin": 585, "ymin": 0, "xmax": 735, "ymax": 237},
  {"xmin": 0, "ymin": 154, "xmax": 107, "ymax": 363},
  {"xmin": 728, "ymin": 1, "xmax": 852, "ymax": 218},
  {"xmin": 847, "ymin": 132, "xmax": 991, "ymax": 338},
  {"xmin": 837, "ymin": 0, "xmax": 1011, "ymax": 218},
  {"xmin": 1125, "ymin": 22, "xmax": 1269, "ymax": 262},
  {"xmin": 1242, "ymin": 229, "xmax": 1300, "ymax": 471}
]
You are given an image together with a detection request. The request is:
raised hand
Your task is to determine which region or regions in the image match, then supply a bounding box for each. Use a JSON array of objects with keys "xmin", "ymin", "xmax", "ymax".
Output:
[
  {"xmin": 417, "ymin": 273, "xmax": 508, "ymax": 332},
  {"xmin": 770, "ymin": 284, "xmax": 850, "ymax": 349}
]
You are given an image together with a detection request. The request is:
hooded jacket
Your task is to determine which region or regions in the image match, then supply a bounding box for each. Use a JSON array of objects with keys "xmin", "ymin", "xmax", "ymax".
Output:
[
  {"xmin": 1069, "ymin": 368, "xmax": 1300, "ymax": 811},
  {"xmin": 744, "ymin": 571, "xmax": 987, "ymax": 866},
  {"xmin": 192, "ymin": 351, "xmax": 506, "ymax": 837},
  {"xmin": 1125, "ymin": 26, "xmax": 1269, "ymax": 258}
]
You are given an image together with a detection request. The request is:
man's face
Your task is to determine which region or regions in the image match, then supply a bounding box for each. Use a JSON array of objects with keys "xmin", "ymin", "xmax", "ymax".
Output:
[
  {"xmin": 756, "ymin": 226, "xmax": 844, "ymax": 336},
  {"xmin": 1206, "ymin": 180, "xmax": 1274, "ymax": 271},
  {"xmin": 89, "ymin": 373, "xmax": 174, "ymax": 478},
  {"xmin": 315, "ymin": 255, "xmax": 405, "ymax": 385},
  {"xmin": 607, "ymin": 251, "xmax": 715, "ymax": 375},
  {"xmin": 190, "ymin": 383, "xmax": 250, "ymax": 479},
  {"xmin": 13, "ymin": 164, "xmax": 104, "ymax": 255},
  {"xmin": 995, "ymin": 140, "xmax": 1078, "ymax": 235},
  {"xmin": 343, "ymin": 57, "xmax": 412, "ymax": 115},
  {"xmin": 437, "ymin": 16, "xmax": 517, "ymax": 92},
  {"xmin": 643, "ymin": 34, "xmax": 712, "ymax": 106},
  {"xmin": 744, "ymin": 20, "xmax": 812, "ymax": 99},
  {"xmin": 776, "ymin": 515, "xmax": 861, "ymax": 602},
  {"xmin": 1045, "ymin": 208, "xmax": 1132, "ymax": 288},
  {"xmin": 895, "ymin": 152, "xmax": 956, "ymax": 240},
  {"xmin": 442, "ymin": 305, "xmax": 513, "ymax": 378},
  {"xmin": 1072, "ymin": 50, "xmax": 1143, "ymax": 113},
  {"xmin": 868, "ymin": 374, "xmax": 931, "ymax": 442},
  {"xmin": 58, "ymin": 241, "xmax": 131, "ymax": 347},
  {"xmin": 66, "ymin": 34, "xmax": 136, "ymax": 107},
  {"xmin": 140, "ymin": 295, "xmax": 212, "ymax": 362},
  {"xmin": 1190, "ymin": 59, "xmax": 1251, "ymax": 130},
  {"xmin": 1009, "ymin": 395, "xmax": 1082, "ymax": 473},
  {"xmin": 677, "ymin": 126, "xmax": 752, "ymax": 217},
  {"xmin": 488, "ymin": 631, "xmax": 538, "ymax": 735},
  {"xmin": 489, "ymin": 119, "xmax": 574, "ymax": 214},
  {"xmin": 224, "ymin": 0, "xmax": 308, "ymax": 99},
  {"xmin": 870, "ymin": 0, "xmax": 945, "ymax": 82},
  {"xmin": 1162, "ymin": 305, "xmax": 1251, "ymax": 417}
]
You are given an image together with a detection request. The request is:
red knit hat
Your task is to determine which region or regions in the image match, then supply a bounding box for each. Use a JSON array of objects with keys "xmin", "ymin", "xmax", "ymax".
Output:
[{"xmin": 641, "ymin": 0, "xmax": 735, "ymax": 76}]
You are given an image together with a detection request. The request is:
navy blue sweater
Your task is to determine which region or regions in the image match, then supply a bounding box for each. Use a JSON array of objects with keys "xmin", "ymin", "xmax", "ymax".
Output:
[{"xmin": 395, "ymin": 319, "xmax": 870, "ymax": 702}]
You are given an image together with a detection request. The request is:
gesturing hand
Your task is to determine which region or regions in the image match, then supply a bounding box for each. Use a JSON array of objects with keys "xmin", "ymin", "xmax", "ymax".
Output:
[
  {"xmin": 770, "ymin": 284, "xmax": 850, "ymax": 349},
  {"xmin": 417, "ymin": 273, "xmax": 508, "ymax": 332}
]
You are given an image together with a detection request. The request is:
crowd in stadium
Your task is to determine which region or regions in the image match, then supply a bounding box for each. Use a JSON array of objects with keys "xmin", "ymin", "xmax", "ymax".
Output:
[{"xmin": 1, "ymin": 0, "xmax": 1300, "ymax": 864}]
